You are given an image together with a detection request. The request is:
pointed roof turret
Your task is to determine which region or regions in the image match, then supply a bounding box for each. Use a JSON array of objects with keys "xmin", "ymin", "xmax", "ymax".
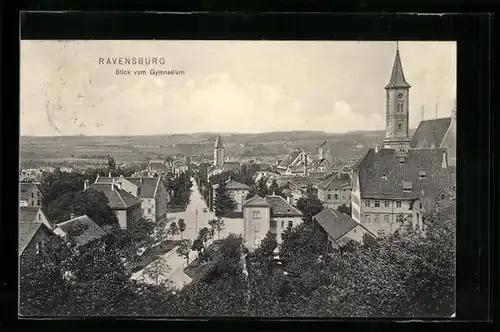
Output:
[
  {"xmin": 214, "ymin": 135, "xmax": 224, "ymax": 149},
  {"xmin": 385, "ymin": 43, "xmax": 411, "ymax": 89}
]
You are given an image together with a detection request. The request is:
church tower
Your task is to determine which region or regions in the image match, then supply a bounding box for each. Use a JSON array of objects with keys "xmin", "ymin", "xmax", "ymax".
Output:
[
  {"xmin": 383, "ymin": 43, "xmax": 412, "ymax": 152},
  {"xmin": 213, "ymin": 134, "xmax": 225, "ymax": 167}
]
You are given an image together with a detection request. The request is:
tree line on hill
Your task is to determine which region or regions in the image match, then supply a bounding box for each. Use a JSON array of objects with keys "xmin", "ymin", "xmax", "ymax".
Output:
[{"xmin": 21, "ymin": 203, "xmax": 455, "ymax": 317}]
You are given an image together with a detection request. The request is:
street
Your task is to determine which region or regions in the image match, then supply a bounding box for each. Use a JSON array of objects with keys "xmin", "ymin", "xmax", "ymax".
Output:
[{"xmin": 131, "ymin": 177, "xmax": 244, "ymax": 290}]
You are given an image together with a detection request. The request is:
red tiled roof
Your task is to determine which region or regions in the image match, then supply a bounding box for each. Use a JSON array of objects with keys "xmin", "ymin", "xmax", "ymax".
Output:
[
  {"xmin": 356, "ymin": 148, "xmax": 455, "ymax": 200},
  {"xmin": 410, "ymin": 117, "xmax": 452, "ymax": 149},
  {"xmin": 314, "ymin": 208, "xmax": 375, "ymax": 240},
  {"xmin": 88, "ymin": 183, "xmax": 142, "ymax": 209},
  {"xmin": 242, "ymin": 195, "xmax": 270, "ymax": 208},
  {"xmin": 278, "ymin": 150, "xmax": 302, "ymax": 169},
  {"xmin": 56, "ymin": 215, "xmax": 106, "ymax": 247},
  {"xmin": 265, "ymin": 195, "xmax": 302, "ymax": 217},
  {"xmin": 317, "ymin": 176, "xmax": 351, "ymax": 190}
]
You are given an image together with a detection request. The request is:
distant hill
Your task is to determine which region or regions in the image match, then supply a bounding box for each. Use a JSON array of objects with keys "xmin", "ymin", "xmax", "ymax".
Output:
[{"xmin": 20, "ymin": 129, "xmax": 417, "ymax": 165}]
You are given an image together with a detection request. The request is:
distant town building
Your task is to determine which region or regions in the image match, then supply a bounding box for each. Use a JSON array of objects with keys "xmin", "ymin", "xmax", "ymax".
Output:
[
  {"xmin": 313, "ymin": 207, "xmax": 376, "ymax": 251},
  {"xmin": 207, "ymin": 135, "xmax": 241, "ymax": 179},
  {"xmin": 212, "ymin": 179, "xmax": 250, "ymax": 212},
  {"xmin": 277, "ymin": 149, "xmax": 313, "ymax": 176},
  {"xmin": 20, "ymin": 182, "xmax": 44, "ymax": 207},
  {"xmin": 94, "ymin": 175, "xmax": 169, "ymax": 223},
  {"xmin": 86, "ymin": 178, "xmax": 142, "ymax": 230},
  {"xmin": 172, "ymin": 159, "xmax": 189, "ymax": 177},
  {"xmin": 316, "ymin": 176, "xmax": 352, "ymax": 209},
  {"xmin": 242, "ymin": 194, "xmax": 303, "ymax": 252}
]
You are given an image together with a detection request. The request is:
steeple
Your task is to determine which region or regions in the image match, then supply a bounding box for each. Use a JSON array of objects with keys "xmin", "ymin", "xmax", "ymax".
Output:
[
  {"xmin": 385, "ymin": 43, "xmax": 411, "ymax": 90},
  {"xmin": 214, "ymin": 135, "xmax": 224, "ymax": 149}
]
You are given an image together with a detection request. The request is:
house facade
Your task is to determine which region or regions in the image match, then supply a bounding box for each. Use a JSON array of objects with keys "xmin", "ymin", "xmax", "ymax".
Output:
[
  {"xmin": 242, "ymin": 195, "xmax": 303, "ymax": 252},
  {"xmin": 317, "ymin": 176, "xmax": 352, "ymax": 209},
  {"xmin": 20, "ymin": 182, "xmax": 44, "ymax": 207}
]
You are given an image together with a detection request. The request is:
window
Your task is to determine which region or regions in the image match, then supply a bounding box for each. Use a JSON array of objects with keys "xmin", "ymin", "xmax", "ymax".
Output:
[
  {"xmin": 398, "ymin": 123, "xmax": 402, "ymax": 130},
  {"xmin": 398, "ymin": 102, "xmax": 403, "ymax": 113},
  {"xmin": 31, "ymin": 201, "xmax": 34, "ymax": 206},
  {"xmin": 31, "ymin": 193, "xmax": 34, "ymax": 198},
  {"xmin": 37, "ymin": 200, "xmax": 41, "ymax": 206},
  {"xmin": 327, "ymin": 194, "xmax": 331, "ymax": 200},
  {"xmin": 147, "ymin": 208, "xmax": 152, "ymax": 214},
  {"xmin": 382, "ymin": 173, "xmax": 387, "ymax": 180},
  {"xmin": 441, "ymin": 193, "xmax": 445, "ymax": 200},
  {"xmin": 35, "ymin": 243, "xmax": 40, "ymax": 255},
  {"xmin": 374, "ymin": 215, "xmax": 381, "ymax": 223},
  {"xmin": 353, "ymin": 229, "xmax": 357, "ymax": 234},
  {"xmin": 37, "ymin": 191, "xmax": 40, "ymax": 197},
  {"xmin": 38, "ymin": 214, "xmax": 42, "ymax": 221},
  {"xmin": 281, "ymin": 220, "xmax": 284, "ymax": 228},
  {"xmin": 384, "ymin": 200, "xmax": 390, "ymax": 208},
  {"xmin": 365, "ymin": 214, "xmax": 371, "ymax": 223},
  {"xmin": 365, "ymin": 200, "xmax": 371, "ymax": 207},
  {"xmin": 288, "ymin": 221, "xmax": 293, "ymax": 229},
  {"xmin": 396, "ymin": 201, "xmax": 402, "ymax": 208},
  {"xmin": 254, "ymin": 237, "xmax": 260, "ymax": 246},
  {"xmin": 253, "ymin": 210, "xmax": 261, "ymax": 219},
  {"xmin": 254, "ymin": 222, "xmax": 261, "ymax": 232},
  {"xmin": 384, "ymin": 215, "xmax": 389, "ymax": 223},
  {"xmin": 374, "ymin": 200, "xmax": 380, "ymax": 207},
  {"xmin": 334, "ymin": 194, "xmax": 338, "ymax": 200}
]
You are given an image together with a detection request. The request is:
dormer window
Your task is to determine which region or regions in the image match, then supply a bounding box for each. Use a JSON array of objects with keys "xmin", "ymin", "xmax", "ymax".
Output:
[
  {"xmin": 382, "ymin": 173, "xmax": 387, "ymax": 180},
  {"xmin": 419, "ymin": 171, "xmax": 427, "ymax": 179},
  {"xmin": 398, "ymin": 157, "xmax": 405, "ymax": 164},
  {"xmin": 402, "ymin": 181, "xmax": 412, "ymax": 192}
]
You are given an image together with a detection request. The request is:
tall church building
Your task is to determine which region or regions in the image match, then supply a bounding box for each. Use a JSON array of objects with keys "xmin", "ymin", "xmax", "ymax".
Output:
[
  {"xmin": 213, "ymin": 134, "xmax": 225, "ymax": 167},
  {"xmin": 383, "ymin": 45, "xmax": 412, "ymax": 153},
  {"xmin": 350, "ymin": 44, "xmax": 456, "ymax": 235}
]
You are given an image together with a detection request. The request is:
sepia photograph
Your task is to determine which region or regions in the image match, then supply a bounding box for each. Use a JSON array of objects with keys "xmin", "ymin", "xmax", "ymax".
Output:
[{"xmin": 19, "ymin": 40, "xmax": 456, "ymax": 317}]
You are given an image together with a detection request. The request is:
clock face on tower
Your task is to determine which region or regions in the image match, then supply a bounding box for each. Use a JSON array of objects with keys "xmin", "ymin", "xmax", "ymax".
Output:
[{"xmin": 397, "ymin": 93, "xmax": 404, "ymax": 100}]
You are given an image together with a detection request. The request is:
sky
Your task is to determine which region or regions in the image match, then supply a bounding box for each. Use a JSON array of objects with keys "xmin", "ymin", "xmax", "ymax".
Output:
[{"xmin": 20, "ymin": 40, "xmax": 456, "ymax": 136}]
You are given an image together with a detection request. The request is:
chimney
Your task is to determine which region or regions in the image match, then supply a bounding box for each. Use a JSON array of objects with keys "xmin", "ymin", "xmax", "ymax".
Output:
[
  {"xmin": 442, "ymin": 150, "xmax": 448, "ymax": 169},
  {"xmin": 374, "ymin": 145, "xmax": 379, "ymax": 154},
  {"xmin": 70, "ymin": 213, "xmax": 75, "ymax": 219},
  {"xmin": 84, "ymin": 179, "xmax": 89, "ymax": 190},
  {"xmin": 108, "ymin": 171, "xmax": 112, "ymax": 178}
]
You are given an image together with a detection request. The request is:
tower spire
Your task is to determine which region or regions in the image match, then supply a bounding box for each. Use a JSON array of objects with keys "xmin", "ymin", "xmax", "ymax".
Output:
[{"xmin": 385, "ymin": 43, "xmax": 411, "ymax": 90}]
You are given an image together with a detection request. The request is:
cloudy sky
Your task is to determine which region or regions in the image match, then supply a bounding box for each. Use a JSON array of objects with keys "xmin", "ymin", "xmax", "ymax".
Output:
[{"xmin": 20, "ymin": 40, "xmax": 456, "ymax": 136}]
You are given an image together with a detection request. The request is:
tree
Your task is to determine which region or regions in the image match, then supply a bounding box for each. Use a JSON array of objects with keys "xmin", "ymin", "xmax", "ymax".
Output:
[
  {"xmin": 213, "ymin": 179, "xmax": 236, "ymax": 217},
  {"xmin": 168, "ymin": 222, "xmax": 180, "ymax": 240},
  {"xmin": 191, "ymin": 227, "xmax": 212, "ymax": 262},
  {"xmin": 107, "ymin": 155, "xmax": 116, "ymax": 170},
  {"xmin": 257, "ymin": 177, "xmax": 268, "ymax": 197},
  {"xmin": 268, "ymin": 179, "xmax": 281, "ymax": 196},
  {"xmin": 296, "ymin": 195, "xmax": 324, "ymax": 224},
  {"xmin": 177, "ymin": 218, "xmax": 187, "ymax": 240},
  {"xmin": 208, "ymin": 217, "xmax": 226, "ymax": 240},
  {"xmin": 176, "ymin": 239, "xmax": 192, "ymax": 266},
  {"xmin": 141, "ymin": 259, "xmax": 172, "ymax": 287}
]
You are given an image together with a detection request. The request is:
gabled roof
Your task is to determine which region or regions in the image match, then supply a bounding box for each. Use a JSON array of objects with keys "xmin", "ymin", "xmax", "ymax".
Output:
[
  {"xmin": 385, "ymin": 49, "xmax": 411, "ymax": 89},
  {"xmin": 355, "ymin": 148, "xmax": 455, "ymax": 201},
  {"xmin": 19, "ymin": 222, "xmax": 46, "ymax": 254},
  {"xmin": 125, "ymin": 177, "xmax": 160, "ymax": 198},
  {"xmin": 214, "ymin": 135, "xmax": 224, "ymax": 148},
  {"xmin": 226, "ymin": 180, "xmax": 250, "ymax": 190},
  {"xmin": 317, "ymin": 177, "xmax": 351, "ymax": 190},
  {"xmin": 88, "ymin": 183, "xmax": 142, "ymax": 209},
  {"xmin": 56, "ymin": 215, "xmax": 107, "ymax": 247},
  {"xmin": 265, "ymin": 195, "xmax": 302, "ymax": 217},
  {"xmin": 410, "ymin": 117, "xmax": 452, "ymax": 149},
  {"xmin": 314, "ymin": 208, "xmax": 376, "ymax": 241},
  {"xmin": 309, "ymin": 158, "xmax": 330, "ymax": 169},
  {"xmin": 278, "ymin": 150, "xmax": 302, "ymax": 169},
  {"xmin": 19, "ymin": 206, "xmax": 39, "ymax": 223},
  {"xmin": 242, "ymin": 195, "xmax": 270, "ymax": 208}
]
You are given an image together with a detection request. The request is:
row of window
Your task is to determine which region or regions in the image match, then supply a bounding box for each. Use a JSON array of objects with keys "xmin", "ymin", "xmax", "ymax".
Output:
[
  {"xmin": 29, "ymin": 200, "xmax": 41, "ymax": 206},
  {"xmin": 254, "ymin": 220, "xmax": 294, "ymax": 232},
  {"xmin": 30, "ymin": 191, "xmax": 41, "ymax": 198},
  {"xmin": 364, "ymin": 214, "xmax": 390, "ymax": 223},
  {"xmin": 365, "ymin": 200, "xmax": 402, "ymax": 208},
  {"xmin": 143, "ymin": 208, "xmax": 153, "ymax": 215}
]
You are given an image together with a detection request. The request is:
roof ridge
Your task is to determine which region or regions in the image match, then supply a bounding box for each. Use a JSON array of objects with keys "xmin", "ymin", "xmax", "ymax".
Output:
[{"xmin": 153, "ymin": 176, "xmax": 161, "ymax": 198}]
